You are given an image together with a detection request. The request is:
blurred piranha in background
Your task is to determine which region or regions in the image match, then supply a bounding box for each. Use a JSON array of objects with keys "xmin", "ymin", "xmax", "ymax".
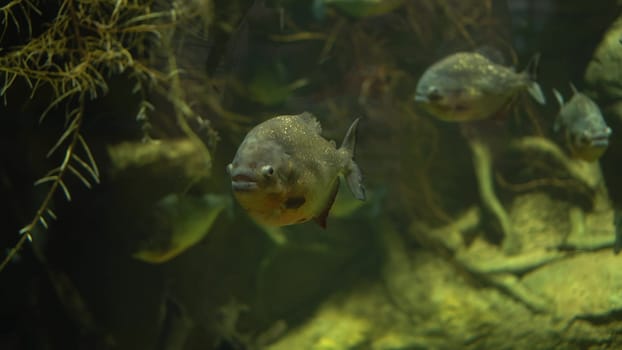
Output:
[
  {"xmin": 414, "ymin": 50, "xmax": 546, "ymax": 122},
  {"xmin": 227, "ymin": 112, "xmax": 365, "ymax": 228},
  {"xmin": 552, "ymin": 84, "xmax": 612, "ymax": 162},
  {"xmin": 133, "ymin": 194, "xmax": 231, "ymax": 264}
]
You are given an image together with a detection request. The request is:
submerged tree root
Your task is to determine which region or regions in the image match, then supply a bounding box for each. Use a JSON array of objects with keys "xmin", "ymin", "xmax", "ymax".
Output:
[{"xmin": 468, "ymin": 138, "xmax": 518, "ymax": 254}]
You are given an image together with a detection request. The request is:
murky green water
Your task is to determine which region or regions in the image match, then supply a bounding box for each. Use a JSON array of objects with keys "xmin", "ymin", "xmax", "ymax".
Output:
[{"xmin": 1, "ymin": 1, "xmax": 622, "ymax": 349}]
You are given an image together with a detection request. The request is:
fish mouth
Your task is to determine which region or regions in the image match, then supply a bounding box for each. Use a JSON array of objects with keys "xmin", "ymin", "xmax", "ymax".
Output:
[
  {"xmin": 231, "ymin": 173, "xmax": 259, "ymax": 192},
  {"xmin": 589, "ymin": 129, "xmax": 612, "ymax": 148},
  {"xmin": 414, "ymin": 93, "xmax": 429, "ymax": 103},
  {"xmin": 589, "ymin": 137, "xmax": 610, "ymax": 148}
]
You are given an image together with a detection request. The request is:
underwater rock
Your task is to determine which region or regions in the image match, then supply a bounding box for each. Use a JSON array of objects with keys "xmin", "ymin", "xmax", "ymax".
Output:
[
  {"xmin": 584, "ymin": 15, "xmax": 622, "ymax": 102},
  {"xmin": 410, "ymin": 188, "xmax": 599, "ymax": 274},
  {"xmin": 409, "ymin": 156, "xmax": 616, "ymax": 315},
  {"xmin": 267, "ymin": 236, "xmax": 560, "ymax": 350},
  {"xmin": 497, "ymin": 136, "xmax": 616, "ymax": 252},
  {"xmin": 522, "ymin": 251, "xmax": 622, "ymax": 321},
  {"xmin": 584, "ymin": 14, "xmax": 622, "ymax": 210},
  {"xmin": 103, "ymin": 138, "xmax": 217, "ymax": 262},
  {"xmin": 267, "ymin": 306, "xmax": 372, "ymax": 350},
  {"xmin": 107, "ymin": 138, "xmax": 212, "ymax": 185},
  {"xmin": 499, "ymin": 136, "xmax": 607, "ymax": 212},
  {"xmin": 412, "ymin": 204, "xmax": 562, "ymax": 313},
  {"xmin": 508, "ymin": 192, "xmax": 573, "ymax": 253}
]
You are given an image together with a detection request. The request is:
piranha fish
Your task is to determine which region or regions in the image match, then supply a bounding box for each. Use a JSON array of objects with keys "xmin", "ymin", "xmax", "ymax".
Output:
[
  {"xmin": 552, "ymin": 84, "xmax": 612, "ymax": 162},
  {"xmin": 414, "ymin": 50, "xmax": 546, "ymax": 122},
  {"xmin": 227, "ymin": 112, "xmax": 365, "ymax": 228}
]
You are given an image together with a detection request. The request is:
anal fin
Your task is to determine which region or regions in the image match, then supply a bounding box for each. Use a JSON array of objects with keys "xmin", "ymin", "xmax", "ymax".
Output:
[{"xmin": 314, "ymin": 180, "xmax": 340, "ymax": 229}]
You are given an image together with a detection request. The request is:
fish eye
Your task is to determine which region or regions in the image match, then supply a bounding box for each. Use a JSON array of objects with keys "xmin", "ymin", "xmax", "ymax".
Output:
[
  {"xmin": 261, "ymin": 165, "xmax": 274, "ymax": 177},
  {"xmin": 226, "ymin": 163, "xmax": 233, "ymax": 174}
]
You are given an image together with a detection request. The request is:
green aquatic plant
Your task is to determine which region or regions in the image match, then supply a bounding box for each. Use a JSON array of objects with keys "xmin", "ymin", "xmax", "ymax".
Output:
[
  {"xmin": 131, "ymin": 193, "xmax": 231, "ymax": 264},
  {"xmin": 0, "ymin": 0, "xmax": 219, "ymax": 271}
]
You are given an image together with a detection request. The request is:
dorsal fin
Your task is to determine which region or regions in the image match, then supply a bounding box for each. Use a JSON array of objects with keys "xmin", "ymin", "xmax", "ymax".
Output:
[
  {"xmin": 552, "ymin": 88, "xmax": 564, "ymax": 107},
  {"xmin": 475, "ymin": 46, "xmax": 506, "ymax": 65},
  {"xmin": 297, "ymin": 111, "xmax": 322, "ymax": 133},
  {"xmin": 340, "ymin": 118, "xmax": 360, "ymax": 153}
]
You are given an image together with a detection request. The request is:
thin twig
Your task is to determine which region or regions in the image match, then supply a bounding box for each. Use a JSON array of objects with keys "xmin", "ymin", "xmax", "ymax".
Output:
[{"xmin": 0, "ymin": 94, "xmax": 85, "ymax": 272}]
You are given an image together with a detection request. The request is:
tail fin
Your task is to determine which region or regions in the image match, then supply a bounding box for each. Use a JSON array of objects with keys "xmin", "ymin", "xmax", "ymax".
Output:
[
  {"xmin": 340, "ymin": 118, "xmax": 366, "ymax": 201},
  {"xmin": 523, "ymin": 53, "xmax": 546, "ymax": 105}
]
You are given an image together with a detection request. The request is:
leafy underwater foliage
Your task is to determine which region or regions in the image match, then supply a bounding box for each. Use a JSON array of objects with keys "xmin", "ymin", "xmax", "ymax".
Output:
[{"xmin": 0, "ymin": 0, "xmax": 222, "ymax": 271}]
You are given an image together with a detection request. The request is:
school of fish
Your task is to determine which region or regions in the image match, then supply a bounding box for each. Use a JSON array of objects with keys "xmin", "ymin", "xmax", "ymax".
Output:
[{"xmin": 224, "ymin": 48, "xmax": 612, "ymax": 229}]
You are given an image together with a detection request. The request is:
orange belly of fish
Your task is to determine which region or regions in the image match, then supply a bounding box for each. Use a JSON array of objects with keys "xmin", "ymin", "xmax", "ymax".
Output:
[{"xmin": 234, "ymin": 191, "xmax": 311, "ymax": 227}]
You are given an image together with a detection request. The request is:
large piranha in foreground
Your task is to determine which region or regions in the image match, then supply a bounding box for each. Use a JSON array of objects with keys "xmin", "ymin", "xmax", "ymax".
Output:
[{"xmin": 227, "ymin": 112, "xmax": 366, "ymax": 228}]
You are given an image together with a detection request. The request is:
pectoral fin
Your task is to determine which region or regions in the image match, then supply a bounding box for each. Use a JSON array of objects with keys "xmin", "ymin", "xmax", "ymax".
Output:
[
  {"xmin": 346, "ymin": 162, "xmax": 366, "ymax": 200},
  {"xmin": 340, "ymin": 118, "xmax": 366, "ymax": 201}
]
